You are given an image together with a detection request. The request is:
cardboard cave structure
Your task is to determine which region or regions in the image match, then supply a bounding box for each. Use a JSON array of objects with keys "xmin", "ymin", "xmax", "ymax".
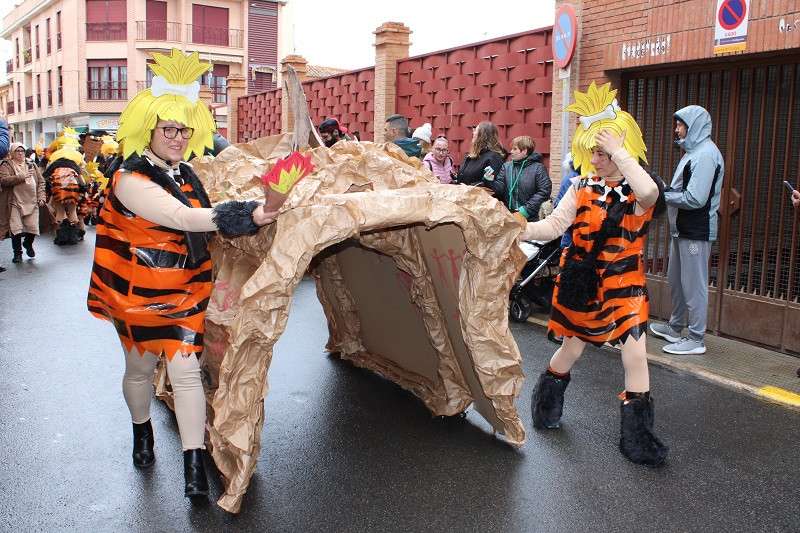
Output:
[{"xmin": 188, "ymin": 135, "xmax": 528, "ymax": 513}]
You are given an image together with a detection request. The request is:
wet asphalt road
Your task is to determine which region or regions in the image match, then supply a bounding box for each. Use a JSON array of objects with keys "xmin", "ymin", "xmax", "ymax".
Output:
[{"xmin": 0, "ymin": 226, "xmax": 798, "ymax": 532}]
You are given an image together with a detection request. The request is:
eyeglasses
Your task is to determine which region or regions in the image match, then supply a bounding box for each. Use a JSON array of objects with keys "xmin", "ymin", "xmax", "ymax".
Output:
[
  {"xmin": 156, "ymin": 126, "xmax": 194, "ymax": 139},
  {"xmin": 433, "ymin": 148, "xmax": 449, "ymax": 153},
  {"xmin": 14, "ymin": 148, "xmax": 26, "ymax": 153}
]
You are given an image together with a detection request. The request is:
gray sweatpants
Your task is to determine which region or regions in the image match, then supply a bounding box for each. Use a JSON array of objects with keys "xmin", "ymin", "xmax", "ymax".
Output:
[{"xmin": 667, "ymin": 237, "xmax": 712, "ymax": 342}]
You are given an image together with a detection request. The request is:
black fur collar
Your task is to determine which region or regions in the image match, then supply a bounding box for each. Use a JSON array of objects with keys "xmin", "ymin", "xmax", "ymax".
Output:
[
  {"xmin": 121, "ymin": 154, "xmax": 211, "ymax": 209},
  {"xmin": 42, "ymin": 159, "xmax": 82, "ymax": 180}
]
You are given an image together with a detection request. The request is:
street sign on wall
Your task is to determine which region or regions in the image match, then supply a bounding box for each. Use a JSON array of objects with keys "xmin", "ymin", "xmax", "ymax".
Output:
[
  {"xmin": 553, "ymin": 4, "xmax": 578, "ymax": 69},
  {"xmin": 714, "ymin": 0, "xmax": 749, "ymax": 54}
]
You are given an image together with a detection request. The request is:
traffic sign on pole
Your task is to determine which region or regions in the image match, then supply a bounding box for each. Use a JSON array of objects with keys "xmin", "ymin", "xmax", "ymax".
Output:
[{"xmin": 553, "ymin": 4, "xmax": 578, "ymax": 70}]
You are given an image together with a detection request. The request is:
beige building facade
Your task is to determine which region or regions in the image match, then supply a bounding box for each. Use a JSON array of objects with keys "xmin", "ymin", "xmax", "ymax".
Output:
[{"xmin": 2, "ymin": 0, "xmax": 289, "ymax": 147}]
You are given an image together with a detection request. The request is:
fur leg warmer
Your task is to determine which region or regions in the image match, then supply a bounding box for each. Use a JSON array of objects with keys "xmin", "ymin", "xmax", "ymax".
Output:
[
  {"xmin": 531, "ymin": 371, "xmax": 571, "ymax": 429},
  {"xmin": 54, "ymin": 221, "xmax": 70, "ymax": 246},
  {"xmin": 619, "ymin": 393, "xmax": 669, "ymax": 467},
  {"xmin": 212, "ymin": 200, "xmax": 261, "ymax": 238}
]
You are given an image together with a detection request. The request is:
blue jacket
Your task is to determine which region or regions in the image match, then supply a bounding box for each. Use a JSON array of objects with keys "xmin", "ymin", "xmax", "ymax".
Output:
[
  {"xmin": 665, "ymin": 105, "xmax": 724, "ymax": 241},
  {"xmin": 0, "ymin": 120, "xmax": 9, "ymax": 160}
]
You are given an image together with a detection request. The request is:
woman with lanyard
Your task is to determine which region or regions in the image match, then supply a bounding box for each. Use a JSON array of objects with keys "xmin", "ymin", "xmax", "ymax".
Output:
[{"xmin": 483, "ymin": 135, "xmax": 551, "ymax": 225}]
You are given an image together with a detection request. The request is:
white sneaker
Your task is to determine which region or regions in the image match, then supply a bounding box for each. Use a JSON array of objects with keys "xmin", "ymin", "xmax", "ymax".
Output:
[
  {"xmin": 663, "ymin": 337, "xmax": 706, "ymax": 355},
  {"xmin": 649, "ymin": 323, "xmax": 682, "ymax": 343}
]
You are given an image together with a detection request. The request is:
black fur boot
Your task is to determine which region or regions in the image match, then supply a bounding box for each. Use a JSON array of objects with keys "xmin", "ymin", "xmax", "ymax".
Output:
[
  {"xmin": 67, "ymin": 222, "xmax": 81, "ymax": 245},
  {"xmin": 531, "ymin": 370, "xmax": 571, "ymax": 429},
  {"xmin": 184, "ymin": 449, "xmax": 209, "ymax": 497},
  {"xmin": 132, "ymin": 420, "xmax": 155, "ymax": 468},
  {"xmin": 619, "ymin": 392, "xmax": 669, "ymax": 467},
  {"xmin": 54, "ymin": 221, "xmax": 70, "ymax": 245}
]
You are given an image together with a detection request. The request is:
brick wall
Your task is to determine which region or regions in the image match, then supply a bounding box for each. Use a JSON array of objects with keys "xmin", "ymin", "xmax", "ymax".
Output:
[{"xmin": 395, "ymin": 28, "xmax": 553, "ymax": 171}]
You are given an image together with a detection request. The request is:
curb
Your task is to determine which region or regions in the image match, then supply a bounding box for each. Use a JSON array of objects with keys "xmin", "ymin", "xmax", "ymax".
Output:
[{"xmin": 524, "ymin": 315, "xmax": 800, "ymax": 411}]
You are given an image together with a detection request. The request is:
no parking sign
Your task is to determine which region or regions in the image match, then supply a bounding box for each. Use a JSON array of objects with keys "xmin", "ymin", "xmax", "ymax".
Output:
[
  {"xmin": 552, "ymin": 3, "xmax": 578, "ymax": 69},
  {"xmin": 714, "ymin": 0, "xmax": 749, "ymax": 54}
]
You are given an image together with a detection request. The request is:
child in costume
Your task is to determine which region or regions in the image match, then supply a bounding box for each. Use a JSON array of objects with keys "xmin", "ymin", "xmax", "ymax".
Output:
[
  {"xmin": 521, "ymin": 82, "xmax": 668, "ymax": 467},
  {"xmin": 87, "ymin": 49, "xmax": 280, "ymax": 498}
]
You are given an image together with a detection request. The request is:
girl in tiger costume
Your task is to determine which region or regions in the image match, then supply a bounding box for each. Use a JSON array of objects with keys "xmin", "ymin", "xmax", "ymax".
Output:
[
  {"xmin": 87, "ymin": 49, "xmax": 280, "ymax": 497},
  {"xmin": 520, "ymin": 82, "xmax": 668, "ymax": 467}
]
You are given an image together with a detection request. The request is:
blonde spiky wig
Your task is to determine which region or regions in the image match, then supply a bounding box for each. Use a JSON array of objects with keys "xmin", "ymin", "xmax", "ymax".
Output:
[
  {"xmin": 100, "ymin": 135, "xmax": 119, "ymax": 156},
  {"xmin": 116, "ymin": 49, "xmax": 215, "ymax": 161},
  {"xmin": 49, "ymin": 147, "xmax": 85, "ymax": 167},
  {"xmin": 565, "ymin": 81, "xmax": 647, "ymax": 176}
]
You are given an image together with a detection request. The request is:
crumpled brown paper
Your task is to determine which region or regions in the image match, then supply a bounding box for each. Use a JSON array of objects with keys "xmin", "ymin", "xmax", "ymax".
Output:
[{"xmin": 188, "ymin": 135, "xmax": 527, "ymax": 513}]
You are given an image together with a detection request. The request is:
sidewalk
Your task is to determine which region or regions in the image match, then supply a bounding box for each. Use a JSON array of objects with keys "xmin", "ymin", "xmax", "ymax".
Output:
[{"xmin": 527, "ymin": 310, "xmax": 800, "ymax": 410}]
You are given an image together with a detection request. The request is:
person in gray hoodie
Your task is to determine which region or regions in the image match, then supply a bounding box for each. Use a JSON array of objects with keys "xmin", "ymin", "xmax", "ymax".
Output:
[{"xmin": 649, "ymin": 105, "xmax": 724, "ymax": 355}]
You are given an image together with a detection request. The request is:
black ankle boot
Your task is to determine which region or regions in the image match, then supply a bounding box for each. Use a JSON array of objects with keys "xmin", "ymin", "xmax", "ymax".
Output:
[
  {"xmin": 67, "ymin": 222, "xmax": 81, "ymax": 245},
  {"xmin": 619, "ymin": 392, "xmax": 669, "ymax": 468},
  {"xmin": 11, "ymin": 234, "xmax": 23, "ymax": 262},
  {"xmin": 531, "ymin": 370, "xmax": 571, "ymax": 429},
  {"xmin": 22, "ymin": 234, "xmax": 35, "ymax": 257},
  {"xmin": 184, "ymin": 449, "xmax": 209, "ymax": 497},
  {"xmin": 132, "ymin": 420, "xmax": 155, "ymax": 468}
]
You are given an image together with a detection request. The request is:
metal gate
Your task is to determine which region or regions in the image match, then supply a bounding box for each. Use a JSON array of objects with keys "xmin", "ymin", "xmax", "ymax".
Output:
[{"xmin": 621, "ymin": 55, "xmax": 800, "ymax": 354}]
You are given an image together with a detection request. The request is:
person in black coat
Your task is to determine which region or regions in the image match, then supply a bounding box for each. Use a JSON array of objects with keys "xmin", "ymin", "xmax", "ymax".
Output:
[
  {"xmin": 483, "ymin": 135, "xmax": 552, "ymax": 223},
  {"xmin": 456, "ymin": 121, "xmax": 506, "ymax": 185}
]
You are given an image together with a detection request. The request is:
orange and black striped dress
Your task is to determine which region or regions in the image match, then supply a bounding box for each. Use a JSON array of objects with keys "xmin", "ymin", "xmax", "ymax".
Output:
[
  {"xmin": 549, "ymin": 178, "xmax": 655, "ymax": 346},
  {"xmin": 49, "ymin": 166, "xmax": 82, "ymax": 204},
  {"xmin": 87, "ymin": 164, "xmax": 212, "ymax": 360}
]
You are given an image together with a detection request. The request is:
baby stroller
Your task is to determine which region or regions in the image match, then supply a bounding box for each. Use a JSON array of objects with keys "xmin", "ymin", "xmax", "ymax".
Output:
[{"xmin": 509, "ymin": 237, "xmax": 562, "ymax": 323}]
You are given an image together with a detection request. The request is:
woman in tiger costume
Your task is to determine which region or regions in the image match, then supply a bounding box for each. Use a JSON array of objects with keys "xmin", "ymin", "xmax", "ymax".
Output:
[
  {"xmin": 42, "ymin": 143, "xmax": 86, "ymax": 245},
  {"xmin": 520, "ymin": 82, "xmax": 668, "ymax": 467},
  {"xmin": 87, "ymin": 49, "xmax": 280, "ymax": 498}
]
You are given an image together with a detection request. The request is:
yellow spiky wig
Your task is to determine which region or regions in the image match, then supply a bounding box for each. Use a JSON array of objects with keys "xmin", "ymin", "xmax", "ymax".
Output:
[
  {"xmin": 47, "ymin": 128, "xmax": 82, "ymax": 154},
  {"xmin": 565, "ymin": 82, "xmax": 647, "ymax": 176},
  {"xmin": 100, "ymin": 135, "xmax": 119, "ymax": 156},
  {"xmin": 49, "ymin": 147, "xmax": 85, "ymax": 167},
  {"xmin": 116, "ymin": 49, "xmax": 215, "ymax": 161}
]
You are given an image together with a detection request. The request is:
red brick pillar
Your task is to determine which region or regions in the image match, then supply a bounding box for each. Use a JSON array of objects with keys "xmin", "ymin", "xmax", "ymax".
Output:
[
  {"xmin": 280, "ymin": 55, "xmax": 309, "ymax": 133},
  {"xmin": 226, "ymin": 74, "xmax": 247, "ymax": 144},
  {"xmin": 373, "ymin": 22, "xmax": 411, "ymax": 142}
]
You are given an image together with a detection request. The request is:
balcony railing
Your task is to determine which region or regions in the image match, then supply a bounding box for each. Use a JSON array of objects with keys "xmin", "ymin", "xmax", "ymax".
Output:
[
  {"xmin": 7, "ymin": 101, "xmax": 14, "ymax": 115},
  {"xmin": 135, "ymin": 21, "xmax": 181, "ymax": 41},
  {"xmin": 135, "ymin": 80, "xmax": 151, "ymax": 93},
  {"xmin": 86, "ymin": 22, "xmax": 127, "ymax": 41},
  {"xmin": 24, "ymin": 48, "xmax": 32, "ymax": 65},
  {"xmin": 186, "ymin": 25, "xmax": 242, "ymax": 47},
  {"xmin": 87, "ymin": 80, "xmax": 127, "ymax": 101},
  {"xmin": 5, "ymin": 59, "xmax": 12, "ymax": 73},
  {"xmin": 25, "ymin": 96, "xmax": 33, "ymax": 111}
]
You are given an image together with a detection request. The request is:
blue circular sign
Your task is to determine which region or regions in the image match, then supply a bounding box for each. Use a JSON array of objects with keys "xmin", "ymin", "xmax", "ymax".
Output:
[{"xmin": 553, "ymin": 4, "xmax": 577, "ymax": 69}]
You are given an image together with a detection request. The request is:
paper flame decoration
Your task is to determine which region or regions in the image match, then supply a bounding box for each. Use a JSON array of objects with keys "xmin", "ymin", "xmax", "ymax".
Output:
[{"xmin": 261, "ymin": 151, "xmax": 314, "ymax": 195}]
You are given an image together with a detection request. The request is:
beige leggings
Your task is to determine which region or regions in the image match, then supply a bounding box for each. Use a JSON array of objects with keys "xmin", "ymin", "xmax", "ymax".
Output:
[
  {"xmin": 54, "ymin": 202, "xmax": 78, "ymax": 222},
  {"xmin": 122, "ymin": 345, "xmax": 206, "ymax": 450},
  {"xmin": 549, "ymin": 334, "xmax": 650, "ymax": 393}
]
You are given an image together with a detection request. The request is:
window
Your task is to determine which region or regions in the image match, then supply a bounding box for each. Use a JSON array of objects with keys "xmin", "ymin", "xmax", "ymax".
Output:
[
  {"xmin": 46, "ymin": 18, "xmax": 51, "ymax": 55},
  {"xmin": 47, "ymin": 70, "xmax": 52, "ymax": 107},
  {"xmin": 87, "ymin": 59, "xmax": 127, "ymax": 100},
  {"xmin": 16, "ymin": 82, "xmax": 21, "ymax": 112},
  {"xmin": 58, "ymin": 66, "xmax": 63, "ymax": 104},
  {"xmin": 56, "ymin": 12, "xmax": 62, "ymax": 50},
  {"xmin": 86, "ymin": 0, "xmax": 127, "ymax": 41},
  {"xmin": 191, "ymin": 4, "xmax": 229, "ymax": 46},
  {"xmin": 15, "ymin": 38, "xmax": 19, "ymax": 68},
  {"xmin": 145, "ymin": 0, "xmax": 167, "ymax": 40},
  {"xmin": 35, "ymin": 25, "xmax": 39, "ymax": 60},
  {"xmin": 202, "ymin": 64, "xmax": 228, "ymax": 104},
  {"xmin": 36, "ymin": 74, "xmax": 41, "ymax": 108}
]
